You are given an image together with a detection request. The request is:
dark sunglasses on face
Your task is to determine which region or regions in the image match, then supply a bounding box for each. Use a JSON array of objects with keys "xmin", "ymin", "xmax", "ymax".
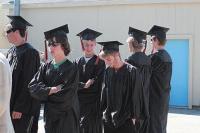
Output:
[
  {"xmin": 6, "ymin": 28, "xmax": 16, "ymax": 34},
  {"xmin": 48, "ymin": 41, "xmax": 60, "ymax": 47},
  {"xmin": 151, "ymin": 37, "xmax": 157, "ymax": 42}
]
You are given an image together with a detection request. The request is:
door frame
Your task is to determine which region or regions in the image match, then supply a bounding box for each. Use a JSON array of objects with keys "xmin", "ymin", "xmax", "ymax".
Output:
[{"xmin": 167, "ymin": 34, "xmax": 193, "ymax": 109}]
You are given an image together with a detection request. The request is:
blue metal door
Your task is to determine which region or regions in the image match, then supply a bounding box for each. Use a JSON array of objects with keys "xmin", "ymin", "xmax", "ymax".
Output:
[{"xmin": 165, "ymin": 39, "xmax": 189, "ymax": 107}]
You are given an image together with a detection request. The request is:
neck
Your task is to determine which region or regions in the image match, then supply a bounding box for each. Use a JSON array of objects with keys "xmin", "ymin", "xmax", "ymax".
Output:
[
  {"xmin": 133, "ymin": 49, "xmax": 143, "ymax": 53},
  {"xmin": 156, "ymin": 45, "xmax": 165, "ymax": 51},
  {"xmin": 54, "ymin": 54, "xmax": 66, "ymax": 64}
]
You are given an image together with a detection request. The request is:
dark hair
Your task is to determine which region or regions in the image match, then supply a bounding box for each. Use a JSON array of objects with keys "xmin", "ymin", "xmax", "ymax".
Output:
[
  {"xmin": 156, "ymin": 37, "xmax": 166, "ymax": 46},
  {"xmin": 61, "ymin": 39, "xmax": 71, "ymax": 56},
  {"xmin": 12, "ymin": 28, "xmax": 26, "ymax": 37},
  {"xmin": 99, "ymin": 50, "xmax": 118, "ymax": 59},
  {"xmin": 52, "ymin": 31, "xmax": 71, "ymax": 56},
  {"xmin": 18, "ymin": 29, "xmax": 26, "ymax": 37}
]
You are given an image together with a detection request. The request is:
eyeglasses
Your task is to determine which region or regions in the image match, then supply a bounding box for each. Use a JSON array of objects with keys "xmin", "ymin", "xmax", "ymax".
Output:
[{"xmin": 6, "ymin": 28, "xmax": 16, "ymax": 34}]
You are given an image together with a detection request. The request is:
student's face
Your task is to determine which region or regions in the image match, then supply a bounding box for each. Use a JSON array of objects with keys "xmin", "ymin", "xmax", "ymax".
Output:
[
  {"xmin": 103, "ymin": 55, "xmax": 115, "ymax": 67},
  {"xmin": 151, "ymin": 36, "xmax": 159, "ymax": 48},
  {"xmin": 83, "ymin": 40, "xmax": 96, "ymax": 54},
  {"xmin": 5, "ymin": 28, "xmax": 18, "ymax": 44},
  {"xmin": 48, "ymin": 38, "xmax": 64, "ymax": 57}
]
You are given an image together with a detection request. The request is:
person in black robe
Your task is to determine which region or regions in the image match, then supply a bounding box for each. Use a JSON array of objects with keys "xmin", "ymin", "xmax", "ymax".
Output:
[
  {"xmin": 147, "ymin": 25, "xmax": 172, "ymax": 133},
  {"xmin": 5, "ymin": 15, "xmax": 41, "ymax": 133},
  {"xmin": 98, "ymin": 41, "xmax": 145, "ymax": 133},
  {"xmin": 126, "ymin": 27, "xmax": 151, "ymax": 133},
  {"xmin": 75, "ymin": 28, "xmax": 105, "ymax": 133},
  {"xmin": 28, "ymin": 24, "xmax": 80, "ymax": 133}
]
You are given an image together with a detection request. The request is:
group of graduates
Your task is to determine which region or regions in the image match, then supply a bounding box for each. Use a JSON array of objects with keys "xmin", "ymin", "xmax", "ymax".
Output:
[{"xmin": 2, "ymin": 15, "xmax": 172, "ymax": 133}]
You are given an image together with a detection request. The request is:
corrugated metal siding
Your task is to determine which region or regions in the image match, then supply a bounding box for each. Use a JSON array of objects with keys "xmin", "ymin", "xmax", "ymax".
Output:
[
  {"xmin": 1, "ymin": 0, "xmax": 200, "ymax": 4},
  {"xmin": 1, "ymin": 2, "xmax": 200, "ymax": 106}
]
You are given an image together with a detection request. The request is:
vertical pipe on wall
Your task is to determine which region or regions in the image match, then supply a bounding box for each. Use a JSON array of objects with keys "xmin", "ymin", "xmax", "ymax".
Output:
[{"xmin": 14, "ymin": 0, "xmax": 20, "ymax": 15}]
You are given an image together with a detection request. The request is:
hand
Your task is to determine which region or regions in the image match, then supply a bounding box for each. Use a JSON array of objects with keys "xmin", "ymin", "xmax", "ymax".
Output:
[
  {"xmin": 132, "ymin": 119, "xmax": 136, "ymax": 125},
  {"xmin": 84, "ymin": 79, "xmax": 95, "ymax": 89},
  {"xmin": 12, "ymin": 111, "xmax": 22, "ymax": 119},
  {"xmin": 49, "ymin": 87, "xmax": 61, "ymax": 95}
]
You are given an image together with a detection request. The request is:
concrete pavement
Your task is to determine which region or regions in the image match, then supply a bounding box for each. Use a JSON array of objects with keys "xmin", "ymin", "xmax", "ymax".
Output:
[{"xmin": 38, "ymin": 108, "xmax": 200, "ymax": 133}]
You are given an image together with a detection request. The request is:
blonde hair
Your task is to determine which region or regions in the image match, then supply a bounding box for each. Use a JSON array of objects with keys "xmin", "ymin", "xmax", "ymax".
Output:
[
  {"xmin": 82, "ymin": 39, "xmax": 96, "ymax": 45},
  {"xmin": 126, "ymin": 36, "xmax": 144, "ymax": 50},
  {"xmin": 99, "ymin": 50, "xmax": 119, "ymax": 59}
]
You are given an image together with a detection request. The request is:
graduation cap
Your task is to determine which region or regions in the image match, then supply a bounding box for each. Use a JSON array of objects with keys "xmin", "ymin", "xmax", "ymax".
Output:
[
  {"xmin": 148, "ymin": 25, "xmax": 169, "ymax": 41},
  {"xmin": 128, "ymin": 27, "xmax": 147, "ymax": 44},
  {"xmin": 77, "ymin": 28, "xmax": 102, "ymax": 40},
  {"xmin": 44, "ymin": 24, "xmax": 69, "ymax": 41},
  {"xmin": 7, "ymin": 15, "xmax": 32, "ymax": 30},
  {"xmin": 43, "ymin": 24, "xmax": 69, "ymax": 62},
  {"xmin": 97, "ymin": 41, "xmax": 124, "ymax": 52}
]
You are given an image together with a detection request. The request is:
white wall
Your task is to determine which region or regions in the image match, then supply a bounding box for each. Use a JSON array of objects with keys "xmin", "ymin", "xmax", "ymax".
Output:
[
  {"xmin": 0, "ymin": 5, "xmax": 10, "ymax": 49},
  {"xmin": 1, "ymin": 2, "xmax": 200, "ymax": 106}
]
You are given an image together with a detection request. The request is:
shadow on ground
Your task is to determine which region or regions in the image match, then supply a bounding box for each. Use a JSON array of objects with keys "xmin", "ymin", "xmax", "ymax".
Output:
[{"xmin": 169, "ymin": 107, "xmax": 200, "ymax": 116}]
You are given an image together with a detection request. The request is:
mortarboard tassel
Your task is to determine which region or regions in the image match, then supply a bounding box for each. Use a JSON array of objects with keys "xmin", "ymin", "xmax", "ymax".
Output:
[
  {"xmin": 143, "ymin": 41, "xmax": 147, "ymax": 53},
  {"xmin": 44, "ymin": 40, "xmax": 48, "ymax": 62},
  {"xmin": 80, "ymin": 37, "xmax": 84, "ymax": 51},
  {"xmin": 25, "ymin": 31, "xmax": 28, "ymax": 42}
]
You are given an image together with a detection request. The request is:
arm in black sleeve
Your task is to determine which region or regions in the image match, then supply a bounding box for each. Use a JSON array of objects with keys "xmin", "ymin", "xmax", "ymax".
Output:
[
  {"xmin": 14, "ymin": 49, "xmax": 41, "ymax": 112},
  {"xmin": 92, "ymin": 61, "xmax": 106, "ymax": 88},
  {"xmin": 60, "ymin": 65, "xmax": 79, "ymax": 92},
  {"xmin": 131, "ymin": 68, "xmax": 145, "ymax": 120},
  {"xmin": 48, "ymin": 64, "xmax": 79, "ymax": 103},
  {"xmin": 28, "ymin": 64, "xmax": 51, "ymax": 101},
  {"xmin": 100, "ymin": 72, "xmax": 107, "ymax": 113}
]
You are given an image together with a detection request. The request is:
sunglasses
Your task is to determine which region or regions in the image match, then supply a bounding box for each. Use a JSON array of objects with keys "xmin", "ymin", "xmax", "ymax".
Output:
[
  {"xmin": 48, "ymin": 41, "xmax": 60, "ymax": 47},
  {"xmin": 151, "ymin": 37, "xmax": 157, "ymax": 42},
  {"xmin": 6, "ymin": 28, "xmax": 16, "ymax": 34}
]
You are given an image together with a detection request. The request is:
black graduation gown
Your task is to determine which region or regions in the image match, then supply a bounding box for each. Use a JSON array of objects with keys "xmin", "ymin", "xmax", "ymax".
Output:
[
  {"xmin": 75, "ymin": 55, "xmax": 105, "ymax": 133},
  {"xmin": 101, "ymin": 63, "xmax": 144, "ymax": 133},
  {"xmin": 126, "ymin": 52, "xmax": 151, "ymax": 133},
  {"xmin": 149, "ymin": 49, "xmax": 172, "ymax": 133},
  {"xmin": 6, "ymin": 43, "xmax": 41, "ymax": 133},
  {"xmin": 29, "ymin": 60, "xmax": 80, "ymax": 133}
]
